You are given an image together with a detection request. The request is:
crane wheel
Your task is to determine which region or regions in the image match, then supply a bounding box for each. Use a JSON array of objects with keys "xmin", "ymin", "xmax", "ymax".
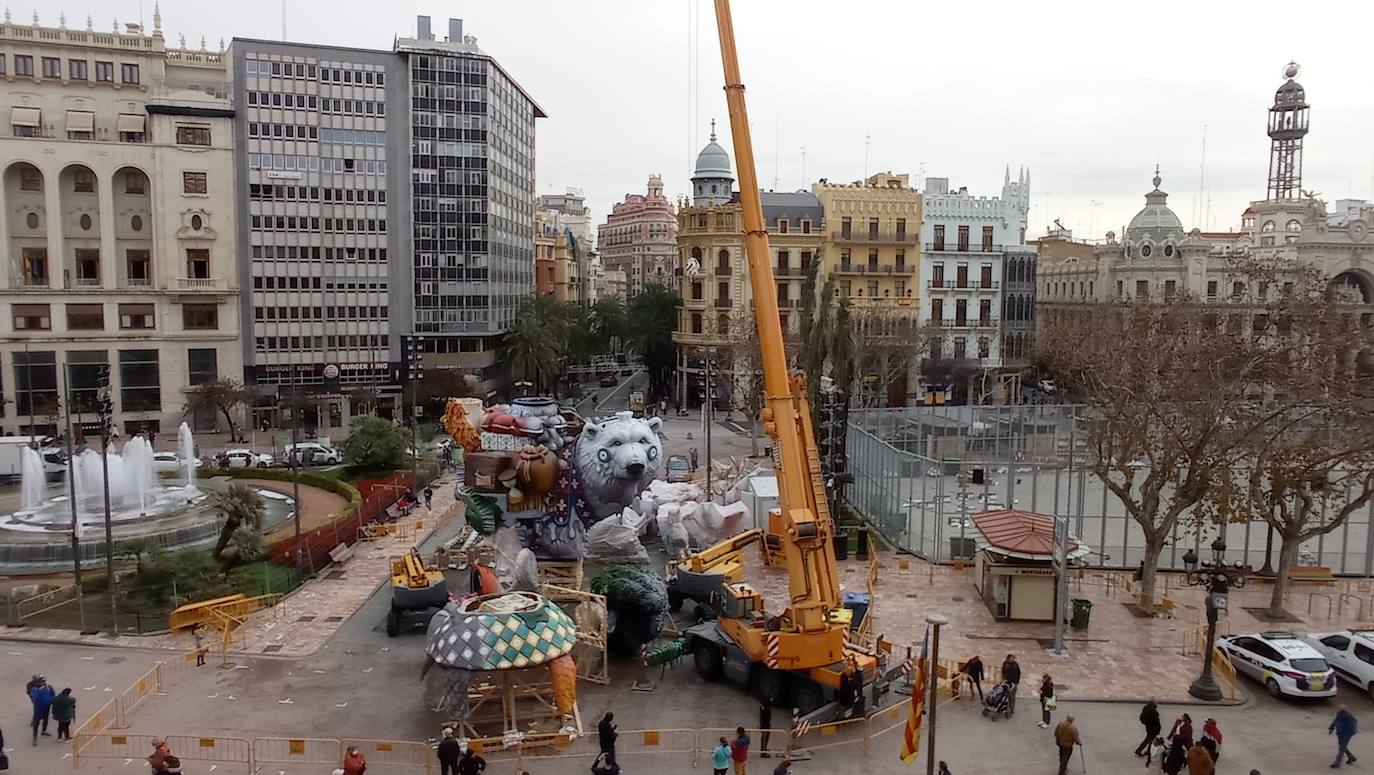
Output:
[
  {"xmin": 386, "ymin": 609, "xmax": 401, "ymax": 637},
  {"xmin": 794, "ymin": 681, "xmax": 825, "ymax": 715},
  {"xmin": 753, "ymin": 668, "xmax": 790, "ymax": 706},
  {"xmin": 693, "ymin": 640, "xmax": 723, "ymax": 680}
]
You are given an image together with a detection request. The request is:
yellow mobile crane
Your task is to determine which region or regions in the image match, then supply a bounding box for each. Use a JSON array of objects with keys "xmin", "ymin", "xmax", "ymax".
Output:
[{"xmin": 673, "ymin": 0, "xmax": 877, "ymax": 715}]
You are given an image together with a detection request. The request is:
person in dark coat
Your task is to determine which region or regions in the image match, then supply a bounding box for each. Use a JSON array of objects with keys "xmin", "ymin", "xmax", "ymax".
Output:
[
  {"xmin": 1001, "ymin": 654, "xmax": 1022, "ymax": 715},
  {"xmin": 1163, "ymin": 739, "xmax": 1188, "ymax": 775},
  {"xmin": 456, "ymin": 745, "xmax": 485, "ymax": 775},
  {"xmin": 436, "ymin": 728, "xmax": 461, "ymax": 775},
  {"xmin": 963, "ymin": 655, "xmax": 985, "ymax": 701},
  {"xmin": 50, "ymin": 688, "xmax": 76, "ymax": 741},
  {"xmin": 1135, "ymin": 699, "xmax": 1162, "ymax": 756},
  {"xmin": 27, "ymin": 677, "xmax": 54, "ymax": 743},
  {"xmin": 758, "ymin": 703, "xmax": 772, "ymax": 758},
  {"xmin": 1037, "ymin": 674, "xmax": 1055, "ymax": 728},
  {"xmin": 1168, "ymin": 713, "xmax": 1194, "ymax": 749},
  {"xmin": 1331, "ymin": 706, "xmax": 1359, "ymax": 768},
  {"xmin": 598, "ymin": 712, "xmax": 618, "ymax": 765}
]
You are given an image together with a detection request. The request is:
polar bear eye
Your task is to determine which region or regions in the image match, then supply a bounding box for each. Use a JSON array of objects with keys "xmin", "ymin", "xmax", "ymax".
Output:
[
  {"xmin": 639, "ymin": 438, "xmax": 648, "ymax": 444},
  {"xmin": 611, "ymin": 440, "xmax": 622, "ymax": 447}
]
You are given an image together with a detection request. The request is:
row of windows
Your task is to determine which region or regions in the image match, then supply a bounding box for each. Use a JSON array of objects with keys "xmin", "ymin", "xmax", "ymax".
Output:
[
  {"xmin": 321, "ymin": 127, "xmax": 386, "ymax": 146},
  {"xmin": 252, "ymin": 275, "xmax": 388, "ymax": 290},
  {"xmin": 14, "ymin": 349, "xmax": 180, "ymax": 415},
  {"xmin": 253, "ymin": 306, "xmax": 388, "ymax": 321},
  {"xmin": 250, "ymin": 245, "xmax": 389, "ymax": 262},
  {"xmin": 247, "ymin": 153, "xmax": 388, "ymax": 174},
  {"xmin": 253, "ymin": 334, "xmax": 387, "ymax": 352},
  {"xmin": 249, "ymin": 215, "xmax": 386, "ymax": 232},
  {"xmin": 3, "ymin": 54, "xmax": 138, "ymax": 84},
  {"xmin": 249, "ymin": 184, "xmax": 388, "ymax": 203},
  {"xmin": 15, "ymin": 247, "xmax": 211, "ymax": 285},
  {"xmin": 248, "ymin": 122, "xmax": 317, "ymax": 141},
  {"xmin": 12, "ymin": 302, "xmax": 219, "ymax": 331},
  {"xmin": 245, "ymin": 58, "xmax": 387, "ymax": 87}
]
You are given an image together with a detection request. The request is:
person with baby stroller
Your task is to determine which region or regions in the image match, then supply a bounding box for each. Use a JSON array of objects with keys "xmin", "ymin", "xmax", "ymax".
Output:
[{"xmin": 981, "ymin": 680, "xmax": 1014, "ymax": 721}]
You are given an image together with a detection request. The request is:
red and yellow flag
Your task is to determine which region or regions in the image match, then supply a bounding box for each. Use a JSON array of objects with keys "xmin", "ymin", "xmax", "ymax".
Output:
[{"xmin": 900, "ymin": 627, "xmax": 930, "ymax": 765}]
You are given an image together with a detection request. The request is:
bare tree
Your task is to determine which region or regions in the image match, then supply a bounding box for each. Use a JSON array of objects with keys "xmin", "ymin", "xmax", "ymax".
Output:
[
  {"xmin": 1038, "ymin": 293, "xmax": 1276, "ymax": 605},
  {"xmin": 185, "ymin": 379, "xmax": 253, "ymax": 442},
  {"xmin": 716, "ymin": 306, "xmax": 766, "ymax": 456},
  {"xmin": 849, "ymin": 302, "xmax": 924, "ymax": 408},
  {"xmin": 1208, "ymin": 257, "xmax": 1374, "ymax": 616}
]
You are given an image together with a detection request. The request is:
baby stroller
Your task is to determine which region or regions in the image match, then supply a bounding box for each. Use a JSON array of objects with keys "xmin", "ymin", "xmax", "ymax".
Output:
[{"xmin": 981, "ymin": 681, "xmax": 1012, "ymax": 721}]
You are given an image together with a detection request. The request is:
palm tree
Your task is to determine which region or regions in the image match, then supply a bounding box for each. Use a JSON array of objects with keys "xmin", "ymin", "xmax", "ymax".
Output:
[
  {"xmin": 118, "ymin": 537, "xmax": 164, "ymax": 574},
  {"xmin": 506, "ymin": 295, "xmax": 582, "ymax": 392},
  {"xmin": 209, "ymin": 484, "xmax": 267, "ymax": 561},
  {"xmin": 589, "ymin": 295, "xmax": 629, "ymax": 354},
  {"xmin": 626, "ymin": 285, "xmax": 683, "ymax": 398},
  {"xmin": 224, "ymin": 525, "xmax": 267, "ymax": 567}
]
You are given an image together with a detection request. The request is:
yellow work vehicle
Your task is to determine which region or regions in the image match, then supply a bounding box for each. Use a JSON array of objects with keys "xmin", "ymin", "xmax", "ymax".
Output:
[
  {"xmin": 672, "ymin": 0, "xmax": 879, "ymax": 718},
  {"xmin": 386, "ymin": 547, "xmax": 450, "ymax": 637}
]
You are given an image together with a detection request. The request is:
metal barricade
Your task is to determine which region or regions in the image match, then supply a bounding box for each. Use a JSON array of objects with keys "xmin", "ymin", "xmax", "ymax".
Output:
[
  {"xmin": 115, "ymin": 667, "xmax": 161, "ymax": 728},
  {"xmin": 164, "ymin": 735, "xmax": 253, "ymax": 772},
  {"xmin": 340, "ymin": 739, "xmax": 433, "ymax": 775},
  {"xmin": 73, "ymin": 732, "xmax": 161, "ymax": 767},
  {"xmin": 252, "ymin": 737, "xmax": 344, "ymax": 769},
  {"xmin": 788, "ymin": 717, "xmax": 870, "ymax": 754}
]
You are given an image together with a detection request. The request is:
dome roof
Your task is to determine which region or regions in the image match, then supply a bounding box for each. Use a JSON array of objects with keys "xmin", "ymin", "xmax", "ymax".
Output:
[
  {"xmin": 693, "ymin": 122, "xmax": 733, "ymax": 180},
  {"xmin": 1126, "ymin": 170, "xmax": 1185, "ymax": 248}
]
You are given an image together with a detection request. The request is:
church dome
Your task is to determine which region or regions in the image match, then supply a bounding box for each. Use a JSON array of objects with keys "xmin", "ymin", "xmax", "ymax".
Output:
[
  {"xmin": 694, "ymin": 127, "xmax": 733, "ymax": 179},
  {"xmin": 1125, "ymin": 169, "xmax": 1185, "ymax": 257}
]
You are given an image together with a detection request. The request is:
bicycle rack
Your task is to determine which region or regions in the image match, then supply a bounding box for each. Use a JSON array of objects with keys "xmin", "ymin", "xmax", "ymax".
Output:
[
  {"xmin": 1308, "ymin": 591, "xmax": 1334, "ymax": 618},
  {"xmin": 1339, "ymin": 593, "xmax": 1366, "ymax": 620}
]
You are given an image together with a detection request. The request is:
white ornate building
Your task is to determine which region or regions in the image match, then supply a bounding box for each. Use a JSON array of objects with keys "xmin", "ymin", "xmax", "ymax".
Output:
[{"xmin": 0, "ymin": 11, "xmax": 241, "ymax": 436}]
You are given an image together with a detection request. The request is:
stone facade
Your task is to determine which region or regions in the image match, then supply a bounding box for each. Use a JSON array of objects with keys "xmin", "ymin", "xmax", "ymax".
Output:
[
  {"xmin": 597, "ymin": 175, "xmax": 677, "ymax": 298},
  {"xmin": 536, "ymin": 190, "xmax": 594, "ymax": 303},
  {"xmin": 0, "ymin": 12, "xmax": 243, "ymax": 436}
]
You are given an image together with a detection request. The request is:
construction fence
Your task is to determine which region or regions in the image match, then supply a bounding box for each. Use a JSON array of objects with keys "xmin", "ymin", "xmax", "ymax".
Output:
[{"xmin": 847, "ymin": 405, "xmax": 1374, "ymax": 575}]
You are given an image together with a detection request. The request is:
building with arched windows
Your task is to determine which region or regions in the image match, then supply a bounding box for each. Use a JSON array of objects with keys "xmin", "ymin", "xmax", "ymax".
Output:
[
  {"xmin": 597, "ymin": 175, "xmax": 677, "ymax": 299},
  {"xmin": 0, "ymin": 12, "xmax": 241, "ymax": 436}
]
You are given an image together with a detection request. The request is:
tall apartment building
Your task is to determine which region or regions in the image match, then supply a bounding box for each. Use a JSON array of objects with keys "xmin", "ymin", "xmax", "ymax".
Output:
[
  {"xmin": 397, "ymin": 18, "xmax": 542, "ymax": 396},
  {"xmin": 598, "ymin": 175, "xmax": 677, "ymax": 298},
  {"xmin": 917, "ymin": 168, "xmax": 1031, "ymax": 403},
  {"xmin": 228, "ymin": 39, "xmax": 406, "ymax": 430},
  {"xmin": 0, "ymin": 13, "xmax": 242, "ymax": 436}
]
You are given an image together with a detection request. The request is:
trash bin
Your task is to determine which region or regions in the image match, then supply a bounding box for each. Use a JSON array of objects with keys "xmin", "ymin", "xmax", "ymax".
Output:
[
  {"xmin": 1070, "ymin": 598, "xmax": 1093, "ymax": 630},
  {"xmin": 855, "ymin": 528, "xmax": 870, "ymax": 559},
  {"xmin": 842, "ymin": 591, "xmax": 871, "ymax": 630},
  {"xmin": 833, "ymin": 528, "xmax": 850, "ymax": 561}
]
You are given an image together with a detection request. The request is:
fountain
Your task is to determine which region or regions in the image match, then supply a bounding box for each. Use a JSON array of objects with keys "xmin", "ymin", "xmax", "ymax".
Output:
[{"xmin": 0, "ymin": 425, "xmax": 295, "ymax": 574}]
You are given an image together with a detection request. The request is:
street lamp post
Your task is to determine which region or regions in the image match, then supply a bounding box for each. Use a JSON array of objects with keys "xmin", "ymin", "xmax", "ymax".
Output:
[
  {"xmin": 1182, "ymin": 538, "xmax": 1248, "ymax": 701},
  {"xmin": 925, "ymin": 612, "xmax": 949, "ymax": 775},
  {"xmin": 95, "ymin": 365, "xmax": 117, "ymax": 633},
  {"xmin": 703, "ymin": 347, "xmax": 715, "ymax": 502},
  {"xmin": 406, "ymin": 336, "xmax": 425, "ymax": 489}
]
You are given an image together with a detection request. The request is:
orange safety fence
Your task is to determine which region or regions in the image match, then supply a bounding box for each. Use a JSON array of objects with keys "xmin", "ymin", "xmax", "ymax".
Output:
[
  {"xmin": 114, "ymin": 666, "xmax": 161, "ymax": 727},
  {"xmin": 74, "ymin": 733, "xmax": 252, "ymax": 772}
]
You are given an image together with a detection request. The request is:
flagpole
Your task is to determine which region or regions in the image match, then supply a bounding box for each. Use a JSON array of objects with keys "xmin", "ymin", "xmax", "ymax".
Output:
[{"xmin": 925, "ymin": 612, "xmax": 948, "ymax": 775}]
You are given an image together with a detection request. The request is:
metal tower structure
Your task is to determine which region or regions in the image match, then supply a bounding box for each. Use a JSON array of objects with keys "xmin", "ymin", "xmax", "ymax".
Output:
[{"xmin": 1266, "ymin": 61, "xmax": 1310, "ymax": 201}]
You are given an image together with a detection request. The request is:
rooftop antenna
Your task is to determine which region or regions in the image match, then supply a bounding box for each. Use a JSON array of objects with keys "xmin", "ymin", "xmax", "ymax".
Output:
[
  {"xmin": 1198, "ymin": 124, "xmax": 1209, "ymax": 230},
  {"xmin": 863, "ymin": 135, "xmax": 871, "ymax": 179},
  {"xmin": 281, "ymin": 0, "xmax": 286, "ymax": 40},
  {"xmin": 800, "ymin": 146, "xmax": 807, "ymax": 189},
  {"xmin": 773, "ymin": 112, "xmax": 779, "ymax": 191}
]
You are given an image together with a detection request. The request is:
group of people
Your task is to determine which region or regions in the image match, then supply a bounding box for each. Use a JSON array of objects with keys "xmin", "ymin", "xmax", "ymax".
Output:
[
  {"xmin": 25, "ymin": 675, "xmax": 76, "ymax": 744},
  {"xmin": 1131, "ymin": 704, "xmax": 1224, "ymax": 775}
]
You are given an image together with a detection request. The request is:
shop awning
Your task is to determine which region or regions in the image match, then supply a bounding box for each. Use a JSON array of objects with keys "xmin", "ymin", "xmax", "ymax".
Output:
[
  {"xmin": 66, "ymin": 110, "xmax": 94, "ymax": 133},
  {"xmin": 11, "ymin": 107, "xmax": 40, "ymax": 127}
]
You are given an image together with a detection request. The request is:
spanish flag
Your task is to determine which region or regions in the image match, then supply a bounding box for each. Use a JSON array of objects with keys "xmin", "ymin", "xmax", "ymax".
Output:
[{"xmin": 900, "ymin": 626, "xmax": 930, "ymax": 765}]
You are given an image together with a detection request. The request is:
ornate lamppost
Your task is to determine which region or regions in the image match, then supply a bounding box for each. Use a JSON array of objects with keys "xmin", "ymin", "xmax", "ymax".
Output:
[{"xmin": 1183, "ymin": 538, "xmax": 1248, "ymax": 701}]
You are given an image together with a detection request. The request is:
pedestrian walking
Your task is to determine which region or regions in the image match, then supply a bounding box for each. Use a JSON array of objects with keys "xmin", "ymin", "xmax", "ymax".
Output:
[
  {"xmin": 1168, "ymin": 713, "xmax": 1194, "ymax": 749},
  {"xmin": 27, "ymin": 676, "xmax": 54, "ymax": 744},
  {"xmin": 162, "ymin": 756, "xmax": 183, "ymax": 775},
  {"xmin": 964, "ymin": 654, "xmax": 985, "ymax": 701},
  {"xmin": 712, "ymin": 736, "xmax": 732, "ymax": 775},
  {"xmin": 456, "ymin": 744, "xmax": 485, "ymax": 775},
  {"xmin": 1162, "ymin": 739, "xmax": 1187, "ymax": 775},
  {"xmin": 937, "ymin": 761, "xmax": 953, "ymax": 775},
  {"xmin": 193, "ymin": 625, "xmax": 208, "ymax": 666},
  {"xmin": 148, "ymin": 740, "xmax": 173, "ymax": 775},
  {"xmin": 1053, "ymin": 713, "xmax": 1082, "ymax": 775},
  {"xmin": 1199, "ymin": 717, "xmax": 1222, "ymax": 762},
  {"xmin": 758, "ymin": 703, "xmax": 772, "ymax": 757},
  {"xmin": 1001, "ymin": 654, "xmax": 1022, "ymax": 715},
  {"xmin": 598, "ymin": 712, "xmax": 618, "ymax": 765},
  {"xmin": 424, "ymin": 487, "xmax": 434, "ymax": 510},
  {"xmin": 771, "ymin": 758, "xmax": 792, "ymax": 775},
  {"xmin": 1144, "ymin": 736, "xmax": 1167, "ymax": 773},
  {"xmin": 342, "ymin": 746, "xmax": 367, "ymax": 775},
  {"xmin": 436, "ymin": 728, "xmax": 461, "ymax": 775},
  {"xmin": 1135, "ymin": 699, "xmax": 1162, "ymax": 757},
  {"xmin": 731, "ymin": 726, "xmax": 751, "ymax": 775},
  {"xmin": 0, "ymin": 727, "xmax": 9, "ymax": 771},
  {"xmin": 1037, "ymin": 674, "xmax": 1056, "ymax": 728},
  {"xmin": 1186, "ymin": 742, "xmax": 1215, "ymax": 775},
  {"xmin": 1331, "ymin": 706, "xmax": 1359, "ymax": 768},
  {"xmin": 690, "ymin": 447, "xmax": 700, "ymax": 472},
  {"xmin": 51, "ymin": 687, "xmax": 75, "ymax": 741},
  {"xmin": 591, "ymin": 751, "xmax": 619, "ymax": 775}
]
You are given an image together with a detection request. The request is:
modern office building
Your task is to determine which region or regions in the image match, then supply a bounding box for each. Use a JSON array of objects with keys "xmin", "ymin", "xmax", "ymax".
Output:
[
  {"xmin": 227, "ymin": 38, "xmax": 407, "ymax": 431},
  {"xmin": 0, "ymin": 12, "xmax": 242, "ymax": 436},
  {"xmin": 397, "ymin": 17, "xmax": 544, "ymax": 395}
]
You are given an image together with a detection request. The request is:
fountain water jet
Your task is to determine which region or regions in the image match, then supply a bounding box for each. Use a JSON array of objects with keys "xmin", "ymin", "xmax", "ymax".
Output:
[
  {"xmin": 19, "ymin": 447, "xmax": 44, "ymax": 511},
  {"xmin": 178, "ymin": 422, "xmax": 196, "ymax": 489}
]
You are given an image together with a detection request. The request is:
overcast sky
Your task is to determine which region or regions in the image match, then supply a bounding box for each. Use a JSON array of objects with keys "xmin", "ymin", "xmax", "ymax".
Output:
[{"xmin": 66, "ymin": 0, "xmax": 1374, "ymax": 240}]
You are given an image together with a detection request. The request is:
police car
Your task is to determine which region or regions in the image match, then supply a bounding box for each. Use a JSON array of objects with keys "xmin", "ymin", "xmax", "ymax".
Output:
[
  {"xmin": 1218, "ymin": 631, "xmax": 1337, "ymax": 699},
  {"xmin": 1308, "ymin": 630, "xmax": 1374, "ymax": 699}
]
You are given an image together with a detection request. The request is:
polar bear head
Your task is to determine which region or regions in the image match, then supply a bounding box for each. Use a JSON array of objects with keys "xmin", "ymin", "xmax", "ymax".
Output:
[{"xmin": 574, "ymin": 413, "xmax": 664, "ymax": 496}]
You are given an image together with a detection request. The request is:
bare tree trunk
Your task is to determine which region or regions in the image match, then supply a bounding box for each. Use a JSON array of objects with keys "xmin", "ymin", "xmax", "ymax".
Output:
[
  {"xmin": 220, "ymin": 407, "xmax": 239, "ymax": 442},
  {"xmin": 1138, "ymin": 533, "xmax": 1164, "ymax": 605},
  {"xmin": 749, "ymin": 411, "xmax": 759, "ymax": 457},
  {"xmin": 1268, "ymin": 536, "xmax": 1300, "ymax": 616}
]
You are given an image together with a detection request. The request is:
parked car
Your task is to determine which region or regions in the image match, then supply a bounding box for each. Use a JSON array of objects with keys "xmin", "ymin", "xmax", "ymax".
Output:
[
  {"xmin": 1308, "ymin": 630, "xmax": 1374, "ymax": 698},
  {"xmin": 665, "ymin": 454, "xmax": 692, "ymax": 483},
  {"xmin": 152, "ymin": 452, "xmax": 203, "ymax": 473},
  {"xmin": 222, "ymin": 449, "xmax": 275, "ymax": 469},
  {"xmin": 1218, "ymin": 631, "xmax": 1337, "ymax": 698},
  {"xmin": 599, "ymin": 374, "xmax": 619, "ymax": 387},
  {"xmin": 283, "ymin": 442, "xmax": 342, "ymax": 466}
]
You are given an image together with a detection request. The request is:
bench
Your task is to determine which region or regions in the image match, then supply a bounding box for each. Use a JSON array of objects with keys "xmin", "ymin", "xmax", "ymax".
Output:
[
  {"xmin": 1290, "ymin": 565, "xmax": 1335, "ymax": 585},
  {"xmin": 328, "ymin": 542, "xmax": 355, "ymax": 565}
]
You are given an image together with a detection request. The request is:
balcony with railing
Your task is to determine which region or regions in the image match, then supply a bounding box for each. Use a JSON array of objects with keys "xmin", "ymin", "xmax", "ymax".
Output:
[
  {"xmin": 713, "ymin": 297, "xmax": 733, "ymax": 308},
  {"xmin": 925, "ymin": 242, "xmax": 1004, "ymax": 254},
  {"xmin": 69, "ymin": 277, "xmax": 103, "ymax": 288},
  {"xmin": 942, "ymin": 317, "xmax": 1000, "ymax": 330},
  {"xmin": 835, "ymin": 263, "xmax": 910, "ymax": 276},
  {"xmin": 926, "ymin": 280, "xmax": 1001, "ymax": 291},
  {"xmin": 713, "ymin": 263, "xmax": 731, "ymax": 276},
  {"xmin": 176, "ymin": 277, "xmax": 228, "ymax": 292},
  {"xmin": 832, "ymin": 230, "xmax": 919, "ymax": 245},
  {"xmin": 773, "ymin": 266, "xmax": 803, "ymax": 277},
  {"xmin": 16, "ymin": 276, "xmax": 50, "ymax": 289}
]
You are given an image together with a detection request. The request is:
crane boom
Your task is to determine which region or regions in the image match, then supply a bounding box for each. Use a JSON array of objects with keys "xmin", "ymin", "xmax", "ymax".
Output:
[{"xmin": 712, "ymin": 0, "xmax": 840, "ymax": 634}]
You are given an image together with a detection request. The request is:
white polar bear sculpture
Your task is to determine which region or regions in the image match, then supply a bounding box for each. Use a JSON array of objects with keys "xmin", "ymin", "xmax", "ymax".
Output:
[{"xmin": 572, "ymin": 412, "xmax": 664, "ymax": 520}]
